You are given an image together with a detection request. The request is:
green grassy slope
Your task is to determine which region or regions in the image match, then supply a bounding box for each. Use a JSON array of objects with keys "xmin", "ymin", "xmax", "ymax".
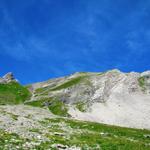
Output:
[
  {"xmin": 0, "ymin": 118, "xmax": 150, "ymax": 150},
  {"xmin": 37, "ymin": 118, "xmax": 150, "ymax": 150},
  {"xmin": 0, "ymin": 82, "xmax": 31, "ymax": 105},
  {"xmin": 25, "ymin": 98, "xmax": 69, "ymax": 117},
  {"xmin": 35, "ymin": 75, "xmax": 87, "ymax": 95},
  {"xmin": 50, "ymin": 76, "xmax": 86, "ymax": 91}
]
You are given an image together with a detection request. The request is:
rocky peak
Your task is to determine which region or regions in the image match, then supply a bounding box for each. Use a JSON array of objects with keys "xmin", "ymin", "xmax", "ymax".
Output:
[
  {"xmin": 3, "ymin": 72, "xmax": 15, "ymax": 81},
  {"xmin": 0, "ymin": 72, "xmax": 16, "ymax": 83}
]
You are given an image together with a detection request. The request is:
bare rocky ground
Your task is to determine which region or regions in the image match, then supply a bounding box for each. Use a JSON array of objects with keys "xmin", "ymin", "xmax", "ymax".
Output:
[
  {"xmin": 0, "ymin": 105, "xmax": 81, "ymax": 149},
  {"xmin": 0, "ymin": 105, "xmax": 54, "ymax": 139},
  {"xmin": 69, "ymin": 93, "xmax": 150, "ymax": 129}
]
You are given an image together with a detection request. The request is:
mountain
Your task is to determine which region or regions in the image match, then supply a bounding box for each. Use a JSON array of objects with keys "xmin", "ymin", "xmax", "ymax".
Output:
[
  {"xmin": 25, "ymin": 69, "xmax": 150, "ymax": 129},
  {"xmin": 0, "ymin": 70, "xmax": 150, "ymax": 150}
]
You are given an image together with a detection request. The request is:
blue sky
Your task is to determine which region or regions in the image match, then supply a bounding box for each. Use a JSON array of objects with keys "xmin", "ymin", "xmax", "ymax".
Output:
[{"xmin": 0, "ymin": 0, "xmax": 150, "ymax": 84}]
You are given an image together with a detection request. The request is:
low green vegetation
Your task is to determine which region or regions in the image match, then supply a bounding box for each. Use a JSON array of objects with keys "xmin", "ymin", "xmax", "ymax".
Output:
[
  {"xmin": 0, "ymin": 130, "xmax": 27, "ymax": 150},
  {"xmin": 35, "ymin": 76, "xmax": 87, "ymax": 95},
  {"xmin": 138, "ymin": 77, "xmax": 146, "ymax": 91},
  {"xmin": 48, "ymin": 99, "xmax": 69, "ymax": 116},
  {"xmin": 24, "ymin": 84, "xmax": 32, "ymax": 89},
  {"xmin": 0, "ymin": 117, "xmax": 150, "ymax": 149},
  {"xmin": 0, "ymin": 82, "xmax": 31, "ymax": 105},
  {"xmin": 25, "ymin": 98, "xmax": 48, "ymax": 107},
  {"xmin": 29, "ymin": 128, "xmax": 41, "ymax": 133},
  {"xmin": 75, "ymin": 101, "xmax": 87, "ymax": 112},
  {"xmin": 50, "ymin": 76, "xmax": 86, "ymax": 91},
  {"xmin": 138, "ymin": 77, "xmax": 145, "ymax": 87},
  {"xmin": 8, "ymin": 113, "xmax": 18, "ymax": 121},
  {"xmin": 97, "ymin": 72, "xmax": 105, "ymax": 75},
  {"xmin": 37, "ymin": 118, "xmax": 150, "ymax": 150},
  {"xmin": 35, "ymin": 86, "xmax": 48, "ymax": 94},
  {"xmin": 25, "ymin": 98, "xmax": 69, "ymax": 117}
]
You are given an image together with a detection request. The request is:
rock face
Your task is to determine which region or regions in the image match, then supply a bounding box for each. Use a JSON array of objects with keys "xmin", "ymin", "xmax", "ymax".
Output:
[
  {"xmin": 0, "ymin": 72, "xmax": 16, "ymax": 83},
  {"xmin": 29, "ymin": 69, "xmax": 150, "ymax": 129},
  {"xmin": 30, "ymin": 69, "xmax": 149, "ymax": 103}
]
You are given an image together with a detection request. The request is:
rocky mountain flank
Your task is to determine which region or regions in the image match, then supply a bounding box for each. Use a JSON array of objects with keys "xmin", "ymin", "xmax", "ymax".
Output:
[{"xmin": 28, "ymin": 69, "xmax": 150, "ymax": 129}]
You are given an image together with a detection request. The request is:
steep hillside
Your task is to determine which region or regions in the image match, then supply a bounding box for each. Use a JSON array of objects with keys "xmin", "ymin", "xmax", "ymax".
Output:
[{"xmin": 26, "ymin": 69, "xmax": 150, "ymax": 129}]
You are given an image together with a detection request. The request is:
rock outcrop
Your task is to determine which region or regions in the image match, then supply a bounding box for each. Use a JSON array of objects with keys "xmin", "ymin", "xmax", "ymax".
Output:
[{"xmin": 0, "ymin": 72, "xmax": 16, "ymax": 83}]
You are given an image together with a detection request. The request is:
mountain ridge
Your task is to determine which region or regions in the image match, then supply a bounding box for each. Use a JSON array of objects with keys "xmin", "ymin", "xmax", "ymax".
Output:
[{"xmin": 0, "ymin": 69, "xmax": 150, "ymax": 129}]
